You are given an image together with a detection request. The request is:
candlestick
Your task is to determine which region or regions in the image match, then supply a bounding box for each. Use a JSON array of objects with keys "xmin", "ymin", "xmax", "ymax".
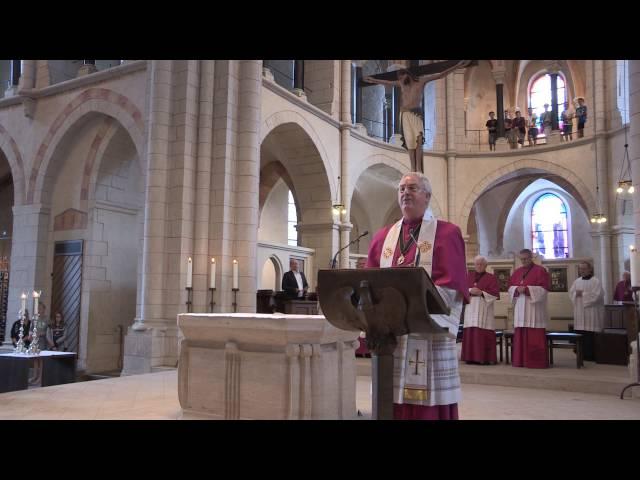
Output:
[
  {"xmin": 232, "ymin": 288, "xmax": 239, "ymax": 313},
  {"xmin": 209, "ymin": 287, "xmax": 216, "ymax": 313},
  {"xmin": 210, "ymin": 257, "xmax": 216, "ymax": 289},
  {"xmin": 185, "ymin": 287, "xmax": 193, "ymax": 313},
  {"xmin": 232, "ymin": 259, "xmax": 239, "ymax": 290},
  {"xmin": 186, "ymin": 257, "xmax": 193, "ymax": 288}
]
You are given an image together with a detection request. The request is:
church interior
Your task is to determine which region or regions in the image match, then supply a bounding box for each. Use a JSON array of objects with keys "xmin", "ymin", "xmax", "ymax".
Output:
[{"xmin": 0, "ymin": 59, "xmax": 638, "ymax": 420}]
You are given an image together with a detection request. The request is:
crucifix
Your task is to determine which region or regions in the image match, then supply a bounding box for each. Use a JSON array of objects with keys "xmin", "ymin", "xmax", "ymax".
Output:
[
  {"xmin": 363, "ymin": 60, "xmax": 476, "ymax": 173},
  {"xmin": 408, "ymin": 349, "xmax": 425, "ymax": 376}
]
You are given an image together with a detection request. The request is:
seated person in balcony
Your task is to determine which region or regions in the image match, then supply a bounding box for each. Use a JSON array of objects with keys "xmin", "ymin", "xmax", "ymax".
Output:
[
  {"xmin": 613, "ymin": 271, "xmax": 633, "ymax": 302},
  {"xmin": 486, "ymin": 111, "xmax": 497, "ymax": 151},
  {"xmin": 282, "ymin": 258, "xmax": 308, "ymax": 299},
  {"xmin": 527, "ymin": 107, "xmax": 539, "ymax": 146},
  {"xmin": 569, "ymin": 262, "xmax": 604, "ymax": 361}
]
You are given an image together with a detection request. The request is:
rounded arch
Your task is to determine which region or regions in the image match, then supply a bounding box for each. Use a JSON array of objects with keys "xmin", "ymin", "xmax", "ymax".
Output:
[
  {"xmin": 0, "ymin": 124, "xmax": 26, "ymax": 205},
  {"xmin": 28, "ymin": 88, "xmax": 144, "ymax": 204},
  {"xmin": 262, "ymin": 110, "xmax": 335, "ymax": 199},
  {"xmin": 260, "ymin": 120, "xmax": 333, "ymax": 225},
  {"xmin": 459, "ymin": 159, "xmax": 596, "ymax": 235}
]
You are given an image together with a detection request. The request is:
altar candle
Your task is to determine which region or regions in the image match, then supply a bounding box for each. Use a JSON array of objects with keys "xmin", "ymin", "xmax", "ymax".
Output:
[
  {"xmin": 33, "ymin": 290, "xmax": 40, "ymax": 314},
  {"xmin": 232, "ymin": 259, "xmax": 239, "ymax": 289},
  {"xmin": 210, "ymin": 258, "xmax": 216, "ymax": 289},
  {"xmin": 630, "ymin": 246, "xmax": 640, "ymax": 287},
  {"xmin": 186, "ymin": 257, "xmax": 193, "ymax": 288},
  {"xmin": 20, "ymin": 292, "xmax": 26, "ymax": 314}
]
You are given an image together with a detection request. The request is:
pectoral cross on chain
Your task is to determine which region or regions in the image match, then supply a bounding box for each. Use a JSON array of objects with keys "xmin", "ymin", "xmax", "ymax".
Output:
[{"xmin": 408, "ymin": 349, "xmax": 425, "ymax": 376}]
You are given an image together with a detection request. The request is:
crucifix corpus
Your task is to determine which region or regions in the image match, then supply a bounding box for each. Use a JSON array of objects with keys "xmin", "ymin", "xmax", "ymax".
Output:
[{"xmin": 363, "ymin": 60, "xmax": 476, "ymax": 173}]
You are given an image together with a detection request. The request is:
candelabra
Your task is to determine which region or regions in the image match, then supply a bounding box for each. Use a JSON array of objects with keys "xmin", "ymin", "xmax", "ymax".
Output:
[
  {"xmin": 209, "ymin": 288, "xmax": 216, "ymax": 313},
  {"xmin": 232, "ymin": 288, "xmax": 239, "ymax": 313},
  {"xmin": 26, "ymin": 308, "xmax": 41, "ymax": 355},
  {"xmin": 13, "ymin": 311, "xmax": 26, "ymax": 354},
  {"xmin": 185, "ymin": 287, "xmax": 193, "ymax": 313}
]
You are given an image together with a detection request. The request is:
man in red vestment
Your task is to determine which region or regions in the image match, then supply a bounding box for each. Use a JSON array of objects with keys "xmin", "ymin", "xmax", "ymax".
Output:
[
  {"xmin": 613, "ymin": 271, "xmax": 633, "ymax": 302},
  {"xmin": 366, "ymin": 172, "xmax": 468, "ymax": 420},
  {"xmin": 508, "ymin": 249, "xmax": 550, "ymax": 368},
  {"xmin": 462, "ymin": 255, "xmax": 500, "ymax": 365}
]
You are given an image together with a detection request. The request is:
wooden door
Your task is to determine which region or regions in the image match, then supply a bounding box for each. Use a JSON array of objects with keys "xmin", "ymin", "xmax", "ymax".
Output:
[{"xmin": 51, "ymin": 240, "xmax": 83, "ymax": 353}]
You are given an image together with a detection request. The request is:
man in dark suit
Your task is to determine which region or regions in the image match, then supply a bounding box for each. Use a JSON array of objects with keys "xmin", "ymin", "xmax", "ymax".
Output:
[{"xmin": 282, "ymin": 258, "xmax": 308, "ymax": 299}]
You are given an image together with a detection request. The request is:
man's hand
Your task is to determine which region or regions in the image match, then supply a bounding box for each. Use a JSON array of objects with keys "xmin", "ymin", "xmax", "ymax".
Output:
[
  {"xmin": 469, "ymin": 287, "xmax": 482, "ymax": 296},
  {"xmin": 576, "ymin": 290, "xmax": 583, "ymax": 297},
  {"xmin": 517, "ymin": 286, "xmax": 526, "ymax": 294}
]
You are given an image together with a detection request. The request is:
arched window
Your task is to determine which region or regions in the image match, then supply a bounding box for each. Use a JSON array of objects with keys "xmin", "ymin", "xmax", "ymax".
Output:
[
  {"xmin": 617, "ymin": 60, "xmax": 630, "ymax": 125},
  {"xmin": 531, "ymin": 193, "xmax": 569, "ymax": 259},
  {"xmin": 287, "ymin": 190, "xmax": 298, "ymax": 246},
  {"xmin": 528, "ymin": 73, "xmax": 567, "ymax": 130}
]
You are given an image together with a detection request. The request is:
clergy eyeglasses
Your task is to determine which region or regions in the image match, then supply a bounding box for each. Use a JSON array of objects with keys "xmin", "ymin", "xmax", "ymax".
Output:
[{"xmin": 398, "ymin": 184, "xmax": 423, "ymax": 193}]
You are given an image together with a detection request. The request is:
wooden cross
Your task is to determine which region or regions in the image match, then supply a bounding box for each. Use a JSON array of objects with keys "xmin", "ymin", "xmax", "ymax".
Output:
[{"xmin": 408, "ymin": 349, "xmax": 425, "ymax": 376}]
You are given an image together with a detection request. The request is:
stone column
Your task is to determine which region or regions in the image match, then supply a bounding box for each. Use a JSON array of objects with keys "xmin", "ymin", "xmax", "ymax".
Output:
[
  {"xmin": 339, "ymin": 60, "xmax": 352, "ymax": 268},
  {"xmin": 18, "ymin": 60, "xmax": 35, "ymax": 90},
  {"xmin": 492, "ymin": 68, "xmax": 508, "ymax": 151},
  {"xmin": 77, "ymin": 60, "xmax": 97, "ymax": 77},
  {"xmin": 593, "ymin": 59, "xmax": 613, "ymax": 300},
  {"xmin": 550, "ymin": 72, "xmax": 559, "ymax": 131},
  {"xmin": 233, "ymin": 60, "xmax": 262, "ymax": 312},
  {"xmin": 3, "ymin": 205, "xmax": 50, "ymax": 348},
  {"xmin": 353, "ymin": 65, "xmax": 363, "ymax": 125},
  {"xmin": 630, "ymin": 60, "xmax": 640, "ymax": 257},
  {"xmin": 445, "ymin": 73, "xmax": 457, "ymax": 223},
  {"xmin": 121, "ymin": 61, "xmax": 174, "ymax": 374},
  {"xmin": 292, "ymin": 60, "xmax": 306, "ymax": 98}
]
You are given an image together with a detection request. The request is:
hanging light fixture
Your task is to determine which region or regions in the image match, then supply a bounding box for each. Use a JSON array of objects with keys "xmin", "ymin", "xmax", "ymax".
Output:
[
  {"xmin": 615, "ymin": 60, "xmax": 634, "ymax": 196},
  {"xmin": 590, "ymin": 115, "xmax": 607, "ymax": 224},
  {"xmin": 332, "ymin": 176, "xmax": 346, "ymax": 216}
]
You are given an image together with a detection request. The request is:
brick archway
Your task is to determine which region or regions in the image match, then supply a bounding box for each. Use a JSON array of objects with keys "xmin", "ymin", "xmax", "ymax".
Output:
[
  {"xmin": 459, "ymin": 158, "xmax": 596, "ymax": 235},
  {"xmin": 27, "ymin": 88, "xmax": 144, "ymax": 204},
  {"xmin": 0, "ymin": 124, "xmax": 26, "ymax": 205}
]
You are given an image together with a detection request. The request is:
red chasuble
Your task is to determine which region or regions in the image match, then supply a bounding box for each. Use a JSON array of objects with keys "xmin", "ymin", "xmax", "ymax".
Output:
[
  {"xmin": 461, "ymin": 271, "xmax": 500, "ymax": 364},
  {"xmin": 509, "ymin": 264, "xmax": 550, "ymax": 368},
  {"xmin": 367, "ymin": 218, "xmax": 468, "ymax": 420}
]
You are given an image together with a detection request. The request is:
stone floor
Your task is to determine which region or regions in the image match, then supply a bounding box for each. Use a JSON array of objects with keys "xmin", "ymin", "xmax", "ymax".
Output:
[{"xmin": 1, "ymin": 350, "xmax": 638, "ymax": 420}]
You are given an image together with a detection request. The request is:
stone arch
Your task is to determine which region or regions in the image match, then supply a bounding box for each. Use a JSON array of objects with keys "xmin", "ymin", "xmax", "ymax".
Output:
[
  {"xmin": 260, "ymin": 120, "xmax": 333, "ymax": 225},
  {"xmin": 459, "ymin": 159, "xmax": 596, "ymax": 236},
  {"xmin": 262, "ymin": 110, "xmax": 336, "ymax": 200},
  {"xmin": 28, "ymin": 88, "xmax": 144, "ymax": 204},
  {"xmin": 0, "ymin": 124, "xmax": 26, "ymax": 205}
]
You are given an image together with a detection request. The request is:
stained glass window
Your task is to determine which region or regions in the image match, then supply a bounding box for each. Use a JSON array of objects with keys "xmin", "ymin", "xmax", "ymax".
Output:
[
  {"xmin": 531, "ymin": 193, "xmax": 569, "ymax": 259},
  {"xmin": 529, "ymin": 74, "xmax": 566, "ymax": 130}
]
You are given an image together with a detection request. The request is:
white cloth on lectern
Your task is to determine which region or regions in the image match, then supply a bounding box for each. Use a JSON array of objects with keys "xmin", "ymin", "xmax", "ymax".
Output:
[
  {"xmin": 569, "ymin": 277, "xmax": 604, "ymax": 332},
  {"xmin": 509, "ymin": 285, "xmax": 548, "ymax": 329}
]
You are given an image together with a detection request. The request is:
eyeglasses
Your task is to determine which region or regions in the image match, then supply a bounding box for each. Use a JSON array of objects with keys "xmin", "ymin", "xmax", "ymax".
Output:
[{"xmin": 398, "ymin": 184, "xmax": 423, "ymax": 194}]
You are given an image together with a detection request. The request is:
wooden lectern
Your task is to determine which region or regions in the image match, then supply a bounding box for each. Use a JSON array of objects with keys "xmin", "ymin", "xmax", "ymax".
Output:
[{"xmin": 318, "ymin": 267, "xmax": 450, "ymax": 420}]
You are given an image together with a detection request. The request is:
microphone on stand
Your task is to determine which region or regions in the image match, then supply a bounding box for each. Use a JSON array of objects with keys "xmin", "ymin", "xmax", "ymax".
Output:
[{"xmin": 331, "ymin": 231, "xmax": 369, "ymax": 269}]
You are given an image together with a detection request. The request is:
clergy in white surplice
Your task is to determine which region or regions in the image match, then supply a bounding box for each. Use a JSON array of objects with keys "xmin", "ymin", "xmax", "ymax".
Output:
[
  {"xmin": 569, "ymin": 262, "xmax": 604, "ymax": 361},
  {"xmin": 462, "ymin": 256, "xmax": 500, "ymax": 364},
  {"xmin": 367, "ymin": 172, "xmax": 469, "ymax": 420},
  {"xmin": 508, "ymin": 249, "xmax": 550, "ymax": 369}
]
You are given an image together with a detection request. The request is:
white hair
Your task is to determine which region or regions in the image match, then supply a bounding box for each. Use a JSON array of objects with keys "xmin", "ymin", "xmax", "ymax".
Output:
[
  {"xmin": 401, "ymin": 171, "xmax": 432, "ymax": 194},
  {"xmin": 474, "ymin": 255, "xmax": 488, "ymax": 264}
]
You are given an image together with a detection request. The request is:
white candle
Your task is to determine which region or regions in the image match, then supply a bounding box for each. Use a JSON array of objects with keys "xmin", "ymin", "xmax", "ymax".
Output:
[
  {"xmin": 232, "ymin": 259, "xmax": 239, "ymax": 289},
  {"xmin": 33, "ymin": 290, "xmax": 40, "ymax": 315},
  {"xmin": 186, "ymin": 257, "xmax": 193, "ymax": 288},
  {"xmin": 630, "ymin": 246, "xmax": 640, "ymax": 287},
  {"xmin": 210, "ymin": 258, "xmax": 216, "ymax": 289},
  {"xmin": 20, "ymin": 292, "xmax": 26, "ymax": 314}
]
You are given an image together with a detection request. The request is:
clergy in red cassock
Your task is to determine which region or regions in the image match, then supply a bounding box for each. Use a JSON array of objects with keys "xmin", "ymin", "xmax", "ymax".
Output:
[
  {"xmin": 367, "ymin": 172, "xmax": 469, "ymax": 420},
  {"xmin": 508, "ymin": 249, "xmax": 550, "ymax": 369},
  {"xmin": 613, "ymin": 271, "xmax": 633, "ymax": 302},
  {"xmin": 462, "ymin": 255, "xmax": 500, "ymax": 365}
]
